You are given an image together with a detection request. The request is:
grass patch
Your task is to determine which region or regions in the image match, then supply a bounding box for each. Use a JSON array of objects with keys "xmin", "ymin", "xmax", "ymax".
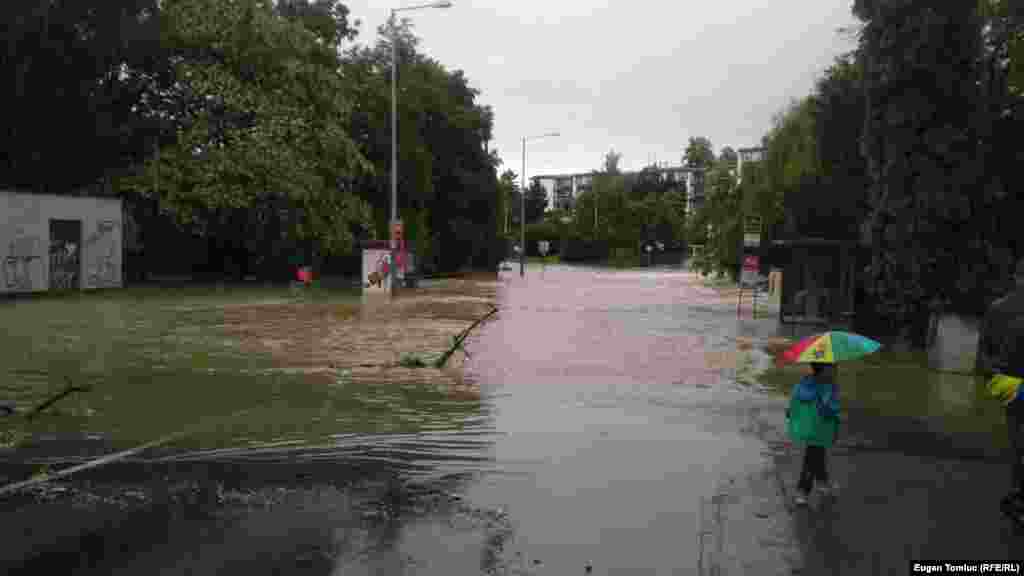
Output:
[
  {"xmin": 527, "ymin": 255, "xmax": 560, "ymax": 265},
  {"xmin": 756, "ymin": 348, "xmax": 1009, "ymax": 449},
  {"xmin": 0, "ymin": 283, "xmax": 472, "ymax": 454}
]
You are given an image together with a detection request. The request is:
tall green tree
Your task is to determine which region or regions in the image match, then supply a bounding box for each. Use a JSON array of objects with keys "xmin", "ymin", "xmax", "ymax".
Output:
[
  {"xmin": 498, "ymin": 169, "xmax": 519, "ymax": 234},
  {"xmin": 758, "ymin": 98, "xmax": 819, "ymax": 239},
  {"xmin": 524, "ymin": 180, "xmax": 548, "ymax": 224},
  {"xmin": 343, "ymin": 17, "xmax": 500, "ymax": 273},
  {"xmin": 683, "ymin": 136, "xmax": 715, "ymax": 169},
  {"xmin": 691, "ymin": 149, "xmax": 743, "ymax": 279},
  {"xmin": 718, "ymin": 147, "xmax": 738, "ymax": 173},
  {"xmin": 603, "ymin": 149, "xmax": 623, "ymax": 175},
  {"xmin": 0, "ymin": 1, "xmax": 169, "ymax": 193},
  {"xmin": 118, "ymin": 0, "xmax": 372, "ymax": 268},
  {"xmin": 854, "ymin": 0, "xmax": 1023, "ymax": 344}
]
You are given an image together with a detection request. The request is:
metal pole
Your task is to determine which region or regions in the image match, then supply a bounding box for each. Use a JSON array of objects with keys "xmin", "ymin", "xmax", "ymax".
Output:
[
  {"xmin": 390, "ymin": 11, "xmax": 398, "ymax": 227},
  {"xmin": 390, "ymin": 10, "xmax": 398, "ymax": 293},
  {"xmin": 520, "ymin": 137, "xmax": 526, "ymax": 278}
]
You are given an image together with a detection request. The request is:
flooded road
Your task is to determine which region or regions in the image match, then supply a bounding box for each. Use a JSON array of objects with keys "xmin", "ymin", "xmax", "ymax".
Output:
[
  {"xmin": 0, "ymin": 266, "xmax": 847, "ymax": 573},
  {"xmin": 458, "ymin": 265, "xmax": 785, "ymax": 573}
]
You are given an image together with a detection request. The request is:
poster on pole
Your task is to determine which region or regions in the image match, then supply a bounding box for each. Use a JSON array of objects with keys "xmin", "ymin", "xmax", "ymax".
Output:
[{"xmin": 362, "ymin": 248, "xmax": 392, "ymax": 294}]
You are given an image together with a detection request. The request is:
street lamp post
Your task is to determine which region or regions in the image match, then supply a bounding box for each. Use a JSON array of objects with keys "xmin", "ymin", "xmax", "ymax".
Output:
[
  {"xmin": 390, "ymin": 1, "xmax": 451, "ymax": 290},
  {"xmin": 520, "ymin": 132, "xmax": 559, "ymax": 277}
]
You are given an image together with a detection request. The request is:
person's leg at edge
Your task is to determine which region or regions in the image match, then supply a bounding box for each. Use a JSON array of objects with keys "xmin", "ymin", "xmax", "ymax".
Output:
[{"xmin": 1009, "ymin": 400, "xmax": 1024, "ymax": 501}]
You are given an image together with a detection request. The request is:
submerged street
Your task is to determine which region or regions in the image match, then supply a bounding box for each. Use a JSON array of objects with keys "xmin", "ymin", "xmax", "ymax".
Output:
[{"xmin": 1, "ymin": 264, "xmax": 1019, "ymax": 574}]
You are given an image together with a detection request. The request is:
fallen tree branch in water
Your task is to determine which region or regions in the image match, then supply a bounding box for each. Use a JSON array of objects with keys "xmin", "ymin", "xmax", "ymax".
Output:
[
  {"xmin": 0, "ymin": 405, "xmax": 257, "ymax": 499},
  {"xmin": 25, "ymin": 377, "xmax": 92, "ymax": 421},
  {"xmin": 0, "ymin": 428, "xmax": 194, "ymax": 498},
  {"xmin": 432, "ymin": 306, "xmax": 498, "ymax": 369}
]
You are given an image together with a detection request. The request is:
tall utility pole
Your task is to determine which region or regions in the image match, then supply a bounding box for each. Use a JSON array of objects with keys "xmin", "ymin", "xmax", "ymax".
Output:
[
  {"xmin": 520, "ymin": 132, "xmax": 560, "ymax": 277},
  {"xmin": 390, "ymin": 1, "xmax": 451, "ymax": 291}
]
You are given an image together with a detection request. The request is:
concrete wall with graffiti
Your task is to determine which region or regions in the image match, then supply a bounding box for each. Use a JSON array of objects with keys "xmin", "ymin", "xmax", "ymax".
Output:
[{"xmin": 1, "ymin": 191, "xmax": 123, "ymax": 294}]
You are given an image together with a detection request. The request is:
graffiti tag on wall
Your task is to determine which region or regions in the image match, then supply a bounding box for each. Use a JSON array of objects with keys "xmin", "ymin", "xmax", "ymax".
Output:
[
  {"xmin": 49, "ymin": 241, "xmax": 79, "ymax": 291},
  {"xmin": 85, "ymin": 220, "xmax": 120, "ymax": 288},
  {"xmin": 2, "ymin": 235, "xmax": 41, "ymax": 291}
]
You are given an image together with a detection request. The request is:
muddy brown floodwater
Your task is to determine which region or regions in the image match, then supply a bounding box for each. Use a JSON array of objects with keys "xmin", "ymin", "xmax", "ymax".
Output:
[{"xmin": 2, "ymin": 265, "xmax": 805, "ymax": 574}]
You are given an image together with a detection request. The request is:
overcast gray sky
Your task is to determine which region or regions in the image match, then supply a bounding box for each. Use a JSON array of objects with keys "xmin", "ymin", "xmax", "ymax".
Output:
[{"xmin": 342, "ymin": 0, "xmax": 859, "ymax": 177}]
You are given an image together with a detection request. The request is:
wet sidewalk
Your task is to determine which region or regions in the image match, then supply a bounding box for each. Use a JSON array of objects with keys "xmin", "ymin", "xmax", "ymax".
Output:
[{"xmin": 702, "ymin": 396, "xmax": 1023, "ymax": 575}]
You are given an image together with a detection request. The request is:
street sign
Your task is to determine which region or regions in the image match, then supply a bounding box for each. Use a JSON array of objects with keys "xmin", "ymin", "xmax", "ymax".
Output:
[
  {"xmin": 390, "ymin": 220, "xmax": 403, "ymax": 250},
  {"xmin": 743, "ymin": 255, "xmax": 759, "ymax": 271}
]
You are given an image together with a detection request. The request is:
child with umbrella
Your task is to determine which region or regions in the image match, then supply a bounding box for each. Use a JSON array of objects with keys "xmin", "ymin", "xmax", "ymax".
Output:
[{"xmin": 780, "ymin": 331, "xmax": 881, "ymax": 506}]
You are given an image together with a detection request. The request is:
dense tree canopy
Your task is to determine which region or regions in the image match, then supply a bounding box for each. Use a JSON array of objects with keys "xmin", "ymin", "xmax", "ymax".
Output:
[
  {"xmin": 523, "ymin": 180, "xmax": 548, "ymax": 224},
  {"xmin": 738, "ymin": 0, "xmax": 1024, "ymax": 345},
  {"xmin": 683, "ymin": 137, "xmax": 715, "ymax": 170},
  {"xmin": 855, "ymin": 1, "xmax": 1023, "ymax": 342},
  {"xmin": 690, "ymin": 148, "xmax": 743, "ymax": 279},
  {"xmin": 342, "ymin": 17, "xmax": 500, "ymax": 272},
  {"xmin": 2, "ymin": 0, "xmax": 505, "ymax": 277},
  {"xmin": 0, "ymin": 1, "xmax": 169, "ymax": 194}
]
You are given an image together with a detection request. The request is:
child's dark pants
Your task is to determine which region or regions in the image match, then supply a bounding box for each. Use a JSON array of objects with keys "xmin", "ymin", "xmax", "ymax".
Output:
[{"xmin": 798, "ymin": 445, "xmax": 828, "ymax": 495}]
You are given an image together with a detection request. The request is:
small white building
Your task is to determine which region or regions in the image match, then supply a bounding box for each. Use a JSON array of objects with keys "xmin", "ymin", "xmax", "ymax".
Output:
[{"xmin": 1, "ymin": 190, "xmax": 123, "ymax": 294}]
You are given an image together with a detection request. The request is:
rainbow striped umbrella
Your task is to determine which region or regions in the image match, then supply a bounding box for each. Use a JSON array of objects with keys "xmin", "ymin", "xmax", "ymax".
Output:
[{"xmin": 779, "ymin": 331, "xmax": 882, "ymax": 365}]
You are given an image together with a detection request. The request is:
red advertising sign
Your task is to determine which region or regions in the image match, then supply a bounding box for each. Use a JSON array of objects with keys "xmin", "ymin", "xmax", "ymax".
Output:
[{"xmin": 743, "ymin": 255, "xmax": 759, "ymax": 272}]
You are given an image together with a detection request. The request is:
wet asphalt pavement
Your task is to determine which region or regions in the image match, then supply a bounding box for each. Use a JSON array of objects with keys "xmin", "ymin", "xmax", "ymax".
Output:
[{"xmin": 3, "ymin": 263, "xmax": 1021, "ymax": 574}]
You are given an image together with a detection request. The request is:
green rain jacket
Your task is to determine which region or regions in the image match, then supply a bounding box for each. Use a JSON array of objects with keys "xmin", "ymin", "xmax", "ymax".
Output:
[{"xmin": 786, "ymin": 375, "xmax": 840, "ymax": 448}]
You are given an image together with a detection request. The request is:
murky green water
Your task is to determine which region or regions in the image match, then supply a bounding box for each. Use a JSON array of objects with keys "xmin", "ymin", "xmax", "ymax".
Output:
[{"xmin": 0, "ymin": 285, "xmax": 487, "ymax": 460}]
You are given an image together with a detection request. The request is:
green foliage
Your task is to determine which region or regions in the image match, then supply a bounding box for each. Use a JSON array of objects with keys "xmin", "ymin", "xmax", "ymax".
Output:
[
  {"xmin": 752, "ymin": 76, "xmax": 864, "ymax": 244},
  {"xmin": 561, "ymin": 232, "xmax": 610, "ymax": 262},
  {"xmin": 404, "ymin": 208, "xmax": 436, "ymax": 273},
  {"xmin": 524, "ymin": 180, "xmax": 548, "ymax": 224},
  {"xmin": 343, "ymin": 18, "xmax": 500, "ymax": 272},
  {"xmin": 2, "ymin": 0, "xmax": 503, "ymax": 278},
  {"xmin": 524, "ymin": 219, "xmax": 562, "ymax": 257},
  {"xmin": 0, "ymin": 1, "xmax": 169, "ymax": 193},
  {"xmin": 603, "ymin": 149, "xmax": 623, "ymax": 175},
  {"xmin": 497, "ymin": 169, "xmax": 519, "ymax": 233},
  {"xmin": 689, "ymin": 155, "xmax": 743, "ymax": 280},
  {"xmin": 569, "ymin": 155, "xmax": 687, "ymax": 264},
  {"xmin": 398, "ymin": 352, "xmax": 431, "ymax": 368},
  {"xmin": 115, "ymin": 0, "xmax": 372, "ymax": 257},
  {"xmin": 683, "ymin": 137, "xmax": 715, "ymax": 169},
  {"xmin": 759, "ymin": 97, "xmax": 819, "ymax": 234},
  {"xmin": 718, "ymin": 147, "xmax": 738, "ymax": 172},
  {"xmin": 855, "ymin": 1, "xmax": 1024, "ymax": 339}
]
